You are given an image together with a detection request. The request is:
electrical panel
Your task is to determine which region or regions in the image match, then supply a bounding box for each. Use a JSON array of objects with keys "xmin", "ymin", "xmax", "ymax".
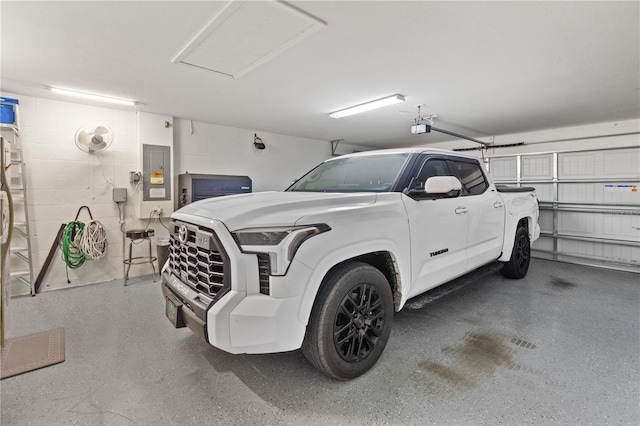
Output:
[{"xmin": 142, "ymin": 144, "xmax": 171, "ymax": 201}]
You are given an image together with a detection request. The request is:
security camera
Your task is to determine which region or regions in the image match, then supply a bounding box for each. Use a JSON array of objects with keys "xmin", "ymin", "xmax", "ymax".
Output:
[{"xmin": 254, "ymin": 134, "xmax": 266, "ymax": 149}]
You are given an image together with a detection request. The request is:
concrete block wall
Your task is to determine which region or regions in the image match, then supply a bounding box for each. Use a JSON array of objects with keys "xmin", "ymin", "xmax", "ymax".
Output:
[{"xmin": 7, "ymin": 94, "xmax": 157, "ymax": 294}]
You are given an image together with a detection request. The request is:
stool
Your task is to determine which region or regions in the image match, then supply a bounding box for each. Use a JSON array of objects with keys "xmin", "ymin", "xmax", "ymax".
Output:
[{"xmin": 124, "ymin": 229, "xmax": 157, "ymax": 286}]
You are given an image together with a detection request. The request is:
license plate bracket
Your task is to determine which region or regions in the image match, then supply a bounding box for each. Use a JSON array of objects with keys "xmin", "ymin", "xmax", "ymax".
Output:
[{"xmin": 165, "ymin": 294, "xmax": 186, "ymax": 328}]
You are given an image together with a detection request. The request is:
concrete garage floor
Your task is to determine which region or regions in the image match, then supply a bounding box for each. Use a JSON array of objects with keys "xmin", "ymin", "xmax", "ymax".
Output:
[{"xmin": 1, "ymin": 259, "xmax": 638, "ymax": 425}]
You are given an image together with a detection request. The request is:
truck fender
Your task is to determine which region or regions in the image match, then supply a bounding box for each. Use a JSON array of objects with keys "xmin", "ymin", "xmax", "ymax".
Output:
[
  {"xmin": 297, "ymin": 240, "xmax": 407, "ymax": 326},
  {"xmin": 498, "ymin": 214, "xmax": 539, "ymax": 262}
]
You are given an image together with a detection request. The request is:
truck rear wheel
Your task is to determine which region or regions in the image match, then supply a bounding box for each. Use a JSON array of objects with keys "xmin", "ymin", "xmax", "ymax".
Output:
[
  {"xmin": 302, "ymin": 261, "xmax": 393, "ymax": 380},
  {"xmin": 501, "ymin": 226, "xmax": 531, "ymax": 279}
]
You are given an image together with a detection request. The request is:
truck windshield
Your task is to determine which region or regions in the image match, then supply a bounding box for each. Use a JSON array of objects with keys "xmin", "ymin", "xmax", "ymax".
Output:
[{"xmin": 287, "ymin": 153, "xmax": 410, "ymax": 193}]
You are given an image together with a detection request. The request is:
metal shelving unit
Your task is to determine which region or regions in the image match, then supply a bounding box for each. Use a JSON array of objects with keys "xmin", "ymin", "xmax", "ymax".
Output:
[{"xmin": 1, "ymin": 100, "xmax": 35, "ymax": 295}]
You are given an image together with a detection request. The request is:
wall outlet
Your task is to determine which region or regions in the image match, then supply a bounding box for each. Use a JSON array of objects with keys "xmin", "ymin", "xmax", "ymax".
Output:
[{"xmin": 129, "ymin": 171, "xmax": 141, "ymax": 184}]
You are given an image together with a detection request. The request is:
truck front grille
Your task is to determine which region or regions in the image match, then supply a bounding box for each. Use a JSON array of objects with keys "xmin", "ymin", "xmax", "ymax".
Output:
[{"xmin": 168, "ymin": 222, "xmax": 229, "ymax": 298}]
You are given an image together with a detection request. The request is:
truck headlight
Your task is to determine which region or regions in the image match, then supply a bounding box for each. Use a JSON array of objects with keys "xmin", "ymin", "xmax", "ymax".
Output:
[{"xmin": 232, "ymin": 224, "xmax": 330, "ymax": 276}]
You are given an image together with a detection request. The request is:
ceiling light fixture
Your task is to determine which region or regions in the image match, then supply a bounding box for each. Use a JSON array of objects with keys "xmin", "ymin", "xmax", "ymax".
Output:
[
  {"xmin": 329, "ymin": 94, "xmax": 405, "ymax": 119},
  {"xmin": 50, "ymin": 87, "xmax": 136, "ymax": 106}
]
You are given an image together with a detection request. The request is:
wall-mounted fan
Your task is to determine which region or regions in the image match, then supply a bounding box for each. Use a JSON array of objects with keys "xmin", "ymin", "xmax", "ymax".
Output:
[{"xmin": 75, "ymin": 124, "xmax": 114, "ymax": 153}]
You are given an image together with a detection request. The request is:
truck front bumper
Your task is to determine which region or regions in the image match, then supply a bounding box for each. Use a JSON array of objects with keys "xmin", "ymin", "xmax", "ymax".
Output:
[{"xmin": 161, "ymin": 270, "xmax": 308, "ymax": 354}]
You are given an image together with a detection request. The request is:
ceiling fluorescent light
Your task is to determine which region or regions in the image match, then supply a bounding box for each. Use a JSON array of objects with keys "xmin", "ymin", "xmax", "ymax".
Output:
[
  {"xmin": 329, "ymin": 94, "xmax": 405, "ymax": 118},
  {"xmin": 50, "ymin": 87, "xmax": 136, "ymax": 106}
]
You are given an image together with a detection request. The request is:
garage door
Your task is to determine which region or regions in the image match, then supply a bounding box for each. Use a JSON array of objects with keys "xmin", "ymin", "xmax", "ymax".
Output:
[{"xmin": 488, "ymin": 146, "xmax": 640, "ymax": 273}]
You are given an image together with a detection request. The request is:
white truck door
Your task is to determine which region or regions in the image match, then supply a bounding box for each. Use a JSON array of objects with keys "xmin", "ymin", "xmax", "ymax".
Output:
[
  {"xmin": 448, "ymin": 159, "xmax": 504, "ymax": 270},
  {"xmin": 402, "ymin": 158, "xmax": 468, "ymax": 298}
]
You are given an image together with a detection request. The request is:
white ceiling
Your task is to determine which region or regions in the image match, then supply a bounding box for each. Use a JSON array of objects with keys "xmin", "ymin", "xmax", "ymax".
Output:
[{"xmin": 1, "ymin": 1, "xmax": 639, "ymax": 149}]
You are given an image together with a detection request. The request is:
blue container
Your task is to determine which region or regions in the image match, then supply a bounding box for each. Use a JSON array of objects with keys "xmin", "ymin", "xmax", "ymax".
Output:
[{"xmin": 0, "ymin": 97, "xmax": 19, "ymax": 125}]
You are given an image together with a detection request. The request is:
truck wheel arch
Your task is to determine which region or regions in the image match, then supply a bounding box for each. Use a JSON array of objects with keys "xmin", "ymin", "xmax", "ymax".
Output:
[
  {"xmin": 298, "ymin": 250, "xmax": 403, "ymax": 326},
  {"xmin": 499, "ymin": 215, "xmax": 534, "ymax": 262}
]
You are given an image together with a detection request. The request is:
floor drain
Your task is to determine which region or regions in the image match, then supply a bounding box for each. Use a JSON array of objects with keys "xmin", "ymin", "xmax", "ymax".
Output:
[{"xmin": 511, "ymin": 338, "xmax": 536, "ymax": 349}]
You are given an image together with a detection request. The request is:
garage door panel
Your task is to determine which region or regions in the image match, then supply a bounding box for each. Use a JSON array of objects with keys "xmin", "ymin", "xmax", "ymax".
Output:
[
  {"xmin": 489, "ymin": 157, "xmax": 517, "ymax": 180},
  {"xmin": 558, "ymin": 183, "xmax": 596, "ymax": 203},
  {"xmin": 558, "ymin": 239, "xmax": 640, "ymax": 265},
  {"xmin": 533, "ymin": 183, "xmax": 554, "ymax": 202},
  {"xmin": 603, "ymin": 149, "xmax": 640, "ymax": 177},
  {"xmin": 559, "ymin": 182, "xmax": 639, "ymax": 204},
  {"xmin": 558, "ymin": 211, "xmax": 638, "ymax": 241},
  {"xmin": 602, "ymin": 183, "xmax": 640, "ymax": 204},
  {"xmin": 538, "ymin": 210, "xmax": 554, "ymax": 233},
  {"xmin": 532, "ymin": 235, "xmax": 554, "ymax": 252},
  {"xmin": 522, "ymin": 154, "xmax": 553, "ymax": 180},
  {"xmin": 559, "ymin": 152, "xmax": 596, "ymax": 179},
  {"xmin": 559, "ymin": 148, "xmax": 640, "ymax": 179}
]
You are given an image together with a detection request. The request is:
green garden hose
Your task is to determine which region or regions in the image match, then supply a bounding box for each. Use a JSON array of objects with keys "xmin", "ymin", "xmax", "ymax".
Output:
[{"xmin": 61, "ymin": 221, "xmax": 85, "ymax": 283}]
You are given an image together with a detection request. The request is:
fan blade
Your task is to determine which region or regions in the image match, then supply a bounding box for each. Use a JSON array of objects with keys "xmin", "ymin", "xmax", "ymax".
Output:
[
  {"xmin": 78, "ymin": 131, "xmax": 91, "ymax": 146},
  {"xmin": 94, "ymin": 125, "xmax": 110, "ymax": 135},
  {"xmin": 88, "ymin": 141, "xmax": 108, "ymax": 152}
]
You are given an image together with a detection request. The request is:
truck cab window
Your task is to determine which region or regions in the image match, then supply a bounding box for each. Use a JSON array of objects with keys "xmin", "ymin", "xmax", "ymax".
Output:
[
  {"xmin": 449, "ymin": 161, "xmax": 488, "ymax": 195},
  {"xmin": 412, "ymin": 159, "xmax": 449, "ymax": 191}
]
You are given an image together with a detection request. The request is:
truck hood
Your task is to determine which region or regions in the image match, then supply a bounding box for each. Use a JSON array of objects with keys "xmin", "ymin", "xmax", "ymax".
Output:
[{"xmin": 172, "ymin": 191, "xmax": 378, "ymax": 231}]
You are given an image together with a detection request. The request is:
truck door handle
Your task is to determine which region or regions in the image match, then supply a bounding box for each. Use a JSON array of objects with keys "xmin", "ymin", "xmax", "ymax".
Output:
[
  {"xmin": 455, "ymin": 207, "xmax": 468, "ymax": 214},
  {"xmin": 494, "ymin": 202, "xmax": 504, "ymax": 208}
]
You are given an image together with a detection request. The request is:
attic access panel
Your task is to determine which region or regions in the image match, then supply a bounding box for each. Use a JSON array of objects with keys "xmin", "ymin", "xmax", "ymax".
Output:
[{"xmin": 172, "ymin": 0, "xmax": 326, "ymax": 79}]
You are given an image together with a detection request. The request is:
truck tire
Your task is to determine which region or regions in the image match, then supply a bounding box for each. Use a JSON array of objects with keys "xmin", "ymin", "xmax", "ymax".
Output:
[
  {"xmin": 302, "ymin": 261, "xmax": 393, "ymax": 380},
  {"xmin": 501, "ymin": 226, "xmax": 531, "ymax": 279}
]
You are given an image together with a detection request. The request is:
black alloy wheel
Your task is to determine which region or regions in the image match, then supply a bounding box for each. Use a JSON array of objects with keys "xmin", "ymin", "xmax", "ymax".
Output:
[
  {"xmin": 302, "ymin": 261, "xmax": 394, "ymax": 380},
  {"xmin": 333, "ymin": 283, "xmax": 386, "ymax": 363},
  {"xmin": 501, "ymin": 226, "xmax": 531, "ymax": 279}
]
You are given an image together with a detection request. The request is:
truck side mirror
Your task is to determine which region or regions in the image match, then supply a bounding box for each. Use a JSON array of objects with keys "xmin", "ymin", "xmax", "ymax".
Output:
[
  {"xmin": 407, "ymin": 176, "xmax": 462, "ymax": 199},
  {"xmin": 425, "ymin": 176, "xmax": 462, "ymax": 195}
]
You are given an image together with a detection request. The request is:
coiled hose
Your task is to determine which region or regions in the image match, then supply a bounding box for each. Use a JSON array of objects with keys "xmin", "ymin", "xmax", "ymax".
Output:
[
  {"xmin": 61, "ymin": 206, "xmax": 109, "ymax": 283},
  {"xmin": 61, "ymin": 221, "xmax": 86, "ymax": 270},
  {"xmin": 80, "ymin": 220, "xmax": 108, "ymax": 260}
]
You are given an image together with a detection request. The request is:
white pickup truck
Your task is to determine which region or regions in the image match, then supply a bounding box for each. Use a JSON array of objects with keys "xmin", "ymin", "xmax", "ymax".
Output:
[{"xmin": 162, "ymin": 148, "xmax": 540, "ymax": 379}]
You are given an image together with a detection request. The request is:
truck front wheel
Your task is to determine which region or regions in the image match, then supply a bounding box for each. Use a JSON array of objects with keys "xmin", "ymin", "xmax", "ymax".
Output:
[
  {"xmin": 302, "ymin": 261, "xmax": 393, "ymax": 380},
  {"xmin": 501, "ymin": 226, "xmax": 531, "ymax": 279}
]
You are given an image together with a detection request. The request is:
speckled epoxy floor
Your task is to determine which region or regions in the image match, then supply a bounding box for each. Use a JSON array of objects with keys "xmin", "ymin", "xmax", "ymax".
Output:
[{"xmin": 1, "ymin": 259, "xmax": 639, "ymax": 425}]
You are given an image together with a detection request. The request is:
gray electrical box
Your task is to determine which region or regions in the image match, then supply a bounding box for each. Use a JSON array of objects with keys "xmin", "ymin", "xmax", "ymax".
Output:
[
  {"xmin": 142, "ymin": 144, "xmax": 171, "ymax": 201},
  {"xmin": 113, "ymin": 187, "xmax": 127, "ymax": 202}
]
